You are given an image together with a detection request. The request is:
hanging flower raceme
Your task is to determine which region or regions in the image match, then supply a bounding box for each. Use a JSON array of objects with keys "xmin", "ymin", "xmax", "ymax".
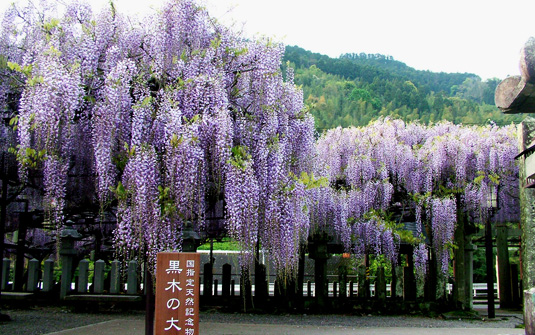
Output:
[
  {"xmin": 414, "ymin": 243, "xmax": 428, "ymax": 276},
  {"xmin": 308, "ymin": 186, "xmax": 336, "ymax": 231},
  {"xmin": 329, "ymin": 190, "xmax": 349, "ymax": 251},
  {"xmin": 198, "ymin": 108, "xmax": 233, "ymax": 189},
  {"xmin": 93, "ymin": 59, "xmax": 137, "ymax": 204},
  {"xmin": 43, "ymin": 156, "xmax": 68, "ymax": 229},
  {"xmin": 315, "ymin": 118, "xmax": 518, "ymax": 280},
  {"xmin": 428, "ymin": 197, "xmax": 456, "ymax": 274},
  {"xmin": 7, "ymin": 0, "xmax": 521, "ymax": 285},
  {"xmin": 2, "ymin": 0, "xmax": 315, "ymax": 277},
  {"xmin": 225, "ymin": 146, "xmax": 260, "ymax": 269},
  {"xmin": 164, "ymin": 121, "xmax": 206, "ymax": 229},
  {"xmin": 263, "ymin": 174, "xmax": 311, "ymax": 274},
  {"xmin": 114, "ymin": 145, "xmax": 166, "ymax": 266},
  {"xmin": 15, "ymin": 35, "xmax": 82, "ymax": 226},
  {"xmin": 351, "ymin": 217, "xmax": 399, "ymax": 264},
  {"xmin": 411, "ymin": 195, "xmax": 456, "ymax": 276}
]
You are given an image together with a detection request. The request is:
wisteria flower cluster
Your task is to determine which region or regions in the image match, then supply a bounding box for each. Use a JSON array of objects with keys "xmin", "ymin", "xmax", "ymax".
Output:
[
  {"xmin": 1, "ymin": 0, "xmax": 316, "ymax": 274},
  {"xmin": 1, "ymin": 1, "xmax": 519, "ymax": 280},
  {"xmin": 351, "ymin": 216, "xmax": 399, "ymax": 264},
  {"xmin": 314, "ymin": 118, "xmax": 519, "ymax": 276}
]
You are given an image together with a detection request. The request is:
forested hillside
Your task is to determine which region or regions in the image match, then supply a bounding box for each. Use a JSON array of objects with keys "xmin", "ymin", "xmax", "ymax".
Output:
[{"xmin": 283, "ymin": 46, "xmax": 523, "ymax": 129}]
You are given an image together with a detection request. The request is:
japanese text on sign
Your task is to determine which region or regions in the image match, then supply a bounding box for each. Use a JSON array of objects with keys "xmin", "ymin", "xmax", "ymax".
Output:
[{"xmin": 155, "ymin": 252, "xmax": 200, "ymax": 335}]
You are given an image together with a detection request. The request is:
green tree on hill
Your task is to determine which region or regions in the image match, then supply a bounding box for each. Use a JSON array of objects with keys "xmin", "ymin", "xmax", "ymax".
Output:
[{"xmin": 284, "ymin": 46, "xmax": 524, "ymax": 129}]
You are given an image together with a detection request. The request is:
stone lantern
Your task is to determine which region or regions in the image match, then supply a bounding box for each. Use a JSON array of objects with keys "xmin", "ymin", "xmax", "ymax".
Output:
[
  {"xmin": 59, "ymin": 220, "xmax": 82, "ymax": 299},
  {"xmin": 182, "ymin": 222, "xmax": 201, "ymax": 253}
]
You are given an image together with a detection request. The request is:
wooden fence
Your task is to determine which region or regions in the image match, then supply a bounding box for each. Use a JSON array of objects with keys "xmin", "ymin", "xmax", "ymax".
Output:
[{"xmin": 1, "ymin": 255, "xmax": 503, "ymax": 306}]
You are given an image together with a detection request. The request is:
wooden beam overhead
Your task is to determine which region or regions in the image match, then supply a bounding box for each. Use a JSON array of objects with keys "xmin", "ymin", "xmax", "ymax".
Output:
[{"xmin": 496, "ymin": 37, "xmax": 535, "ymax": 114}]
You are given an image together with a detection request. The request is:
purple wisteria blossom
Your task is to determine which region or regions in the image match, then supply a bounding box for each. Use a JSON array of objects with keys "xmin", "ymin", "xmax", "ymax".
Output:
[{"xmin": 314, "ymin": 118, "xmax": 518, "ymax": 277}]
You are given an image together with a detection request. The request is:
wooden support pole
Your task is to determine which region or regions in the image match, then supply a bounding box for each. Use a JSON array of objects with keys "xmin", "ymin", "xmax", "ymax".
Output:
[
  {"xmin": 222, "ymin": 263, "xmax": 231, "ymax": 297},
  {"xmin": 213, "ymin": 279, "xmax": 218, "ymax": 297},
  {"xmin": 333, "ymin": 281, "xmax": 338, "ymax": 298},
  {"xmin": 0, "ymin": 153, "xmax": 9, "ymax": 321},
  {"xmin": 338, "ymin": 265, "xmax": 347, "ymax": 298},
  {"xmin": 453, "ymin": 199, "xmax": 467, "ymax": 309},
  {"xmin": 203, "ymin": 262, "xmax": 213, "ymax": 298},
  {"xmin": 231, "ymin": 279, "xmax": 235, "ymax": 296},
  {"xmin": 511, "ymin": 264, "xmax": 521, "ymax": 306},
  {"xmin": 485, "ymin": 217, "xmax": 496, "ymax": 318},
  {"xmin": 376, "ymin": 266, "xmax": 386, "ymax": 301},
  {"xmin": 497, "ymin": 224, "xmax": 512, "ymax": 308},
  {"xmin": 254, "ymin": 262, "xmax": 267, "ymax": 301},
  {"xmin": 403, "ymin": 251, "xmax": 416, "ymax": 301},
  {"xmin": 145, "ymin": 268, "xmax": 154, "ymax": 335},
  {"xmin": 14, "ymin": 214, "xmax": 27, "ymax": 291},
  {"xmin": 1, "ymin": 258, "xmax": 10, "ymax": 291},
  {"xmin": 464, "ymin": 242, "xmax": 476, "ymax": 309}
]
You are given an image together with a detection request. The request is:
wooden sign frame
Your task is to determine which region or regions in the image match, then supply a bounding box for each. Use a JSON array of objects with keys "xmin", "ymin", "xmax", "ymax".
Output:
[{"xmin": 154, "ymin": 252, "xmax": 200, "ymax": 335}]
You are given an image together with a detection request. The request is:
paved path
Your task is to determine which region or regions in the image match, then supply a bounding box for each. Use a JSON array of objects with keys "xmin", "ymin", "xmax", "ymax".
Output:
[
  {"xmin": 45, "ymin": 318, "xmax": 525, "ymax": 335},
  {"xmin": 39, "ymin": 304, "xmax": 525, "ymax": 335}
]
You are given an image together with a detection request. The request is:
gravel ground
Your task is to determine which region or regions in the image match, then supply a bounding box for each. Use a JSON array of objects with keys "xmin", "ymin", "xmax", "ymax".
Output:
[
  {"xmin": 0, "ymin": 306, "xmax": 525, "ymax": 335},
  {"xmin": 199, "ymin": 311, "xmax": 524, "ymax": 328},
  {"xmin": 0, "ymin": 307, "xmax": 143, "ymax": 335}
]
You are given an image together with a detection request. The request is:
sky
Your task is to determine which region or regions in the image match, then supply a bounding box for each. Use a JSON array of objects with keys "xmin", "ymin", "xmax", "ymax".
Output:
[{"xmin": 2, "ymin": 0, "xmax": 535, "ymax": 80}]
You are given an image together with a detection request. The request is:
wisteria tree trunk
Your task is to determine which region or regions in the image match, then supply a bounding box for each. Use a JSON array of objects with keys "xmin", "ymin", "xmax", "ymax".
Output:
[
  {"xmin": 0, "ymin": 153, "xmax": 9, "ymax": 321},
  {"xmin": 424, "ymin": 248, "xmax": 438, "ymax": 301},
  {"xmin": 297, "ymin": 245, "xmax": 306, "ymax": 308},
  {"xmin": 453, "ymin": 198, "xmax": 467, "ymax": 309},
  {"xmin": 309, "ymin": 235, "xmax": 330, "ymax": 309},
  {"xmin": 240, "ymin": 267, "xmax": 252, "ymax": 312},
  {"xmin": 254, "ymin": 261, "xmax": 268, "ymax": 305}
]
